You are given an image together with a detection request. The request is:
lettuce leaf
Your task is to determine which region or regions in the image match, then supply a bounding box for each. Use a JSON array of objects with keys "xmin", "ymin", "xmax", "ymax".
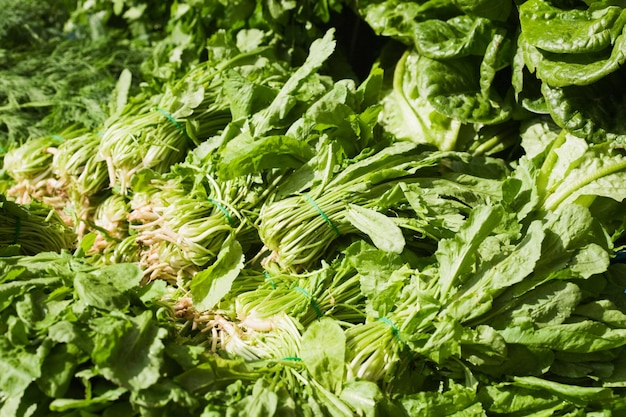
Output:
[
  {"xmin": 516, "ymin": 119, "xmax": 626, "ymax": 212},
  {"xmin": 520, "ymin": 0, "xmax": 626, "ymax": 55},
  {"xmin": 412, "ymin": 16, "xmax": 500, "ymax": 59}
]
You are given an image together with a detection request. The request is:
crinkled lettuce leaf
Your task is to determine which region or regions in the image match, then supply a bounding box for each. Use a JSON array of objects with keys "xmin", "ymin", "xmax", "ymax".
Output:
[
  {"xmin": 380, "ymin": 51, "xmax": 463, "ymax": 150},
  {"xmin": 358, "ymin": 0, "xmax": 460, "ymax": 42},
  {"xmin": 520, "ymin": 31, "xmax": 626, "ymax": 87},
  {"xmin": 541, "ymin": 67, "xmax": 626, "ymax": 143},
  {"xmin": 516, "ymin": 1, "xmax": 626, "ymax": 143},
  {"xmin": 380, "ymin": 48, "xmax": 513, "ymax": 152},
  {"xmin": 519, "ymin": 0, "xmax": 626, "ymax": 55},
  {"xmin": 452, "ymin": 0, "xmax": 513, "ymax": 22},
  {"xmin": 417, "ymin": 53, "xmax": 512, "ymax": 124}
]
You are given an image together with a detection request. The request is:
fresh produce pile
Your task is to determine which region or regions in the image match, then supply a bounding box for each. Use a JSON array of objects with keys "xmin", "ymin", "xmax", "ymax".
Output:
[{"xmin": 3, "ymin": 0, "xmax": 626, "ymax": 415}]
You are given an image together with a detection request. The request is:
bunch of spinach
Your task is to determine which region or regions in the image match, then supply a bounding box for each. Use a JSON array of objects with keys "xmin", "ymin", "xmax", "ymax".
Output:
[
  {"xmin": 0, "ymin": 247, "xmax": 400, "ymax": 417},
  {"xmin": 0, "ymin": 195, "xmax": 76, "ymax": 256}
]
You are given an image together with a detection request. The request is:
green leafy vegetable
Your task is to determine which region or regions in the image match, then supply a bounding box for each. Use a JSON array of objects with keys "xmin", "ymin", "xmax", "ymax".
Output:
[
  {"xmin": 191, "ymin": 234, "xmax": 245, "ymax": 311},
  {"xmin": 4, "ymin": 1, "xmax": 626, "ymax": 415}
]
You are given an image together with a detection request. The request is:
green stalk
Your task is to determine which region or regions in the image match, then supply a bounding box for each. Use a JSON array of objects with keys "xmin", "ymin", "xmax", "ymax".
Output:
[
  {"xmin": 96, "ymin": 234, "xmax": 141, "ymax": 265},
  {"xmin": 127, "ymin": 164, "xmax": 267, "ymax": 280},
  {"xmin": 236, "ymin": 286, "xmax": 315, "ymax": 330},
  {"xmin": 0, "ymin": 195, "xmax": 76, "ymax": 255},
  {"xmin": 51, "ymin": 128, "xmax": 95, "ymax": 179},
  {"xmin": 258, "ymin": 177, "xmax": 417, "ymax": 270},
  {"xmin": 74, "ymin": 152, "xmax": 109, "ymax": 197},
  {"xmin": 91, "ymin": 194, "xmax": 130, "ymax": 250},
  {"xmin": 345, "ymin": 319, "xmax": 402, "ymax": 382}
]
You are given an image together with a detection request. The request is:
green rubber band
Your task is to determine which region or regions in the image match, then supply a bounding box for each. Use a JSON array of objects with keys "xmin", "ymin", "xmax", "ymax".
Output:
[
  {"xmin": 50, "ymin": 134, "xmax": 65, "ymax": 143},
  {"xmin": 293, "ymin": 285, "xmax": 310, "ymax": 298},
  {"xmin": 294, "ymin": 285, "xmax": 323, "ymax": 319},
  {"xmin": 13, "ymin": 216, "xmax": 21, "ymax": 244},
  {"xmin": 263, "ymin": 271, "xmax": 276, "ymax": 289},
  {"xmin": 302, "ymin": 193, "xmax": 340, "ymax": 237},
  {"xmin": 208, "ymin": 198, "xmax": 234, "ymax": 225},
  {"xmin": 156, "ymin": 107, "xmax": 191, "ymax": 142},
  {"xmin": 378, "ymin": 317, "xmax": 402, "ymax": 342},
  {"xmin": 282, "ymin": 356, "xmax": 302, "ymax": 362}
]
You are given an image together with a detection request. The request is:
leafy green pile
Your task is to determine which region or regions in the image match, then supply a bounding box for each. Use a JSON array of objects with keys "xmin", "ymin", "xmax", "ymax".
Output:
[
  {"xmin": 517, "ymin": 0, "xmax": 626, "ymax": 143},
  {"xmin": 360, "ymin": 0, "xmax": 626, "ymax": 151},
  {"xmin": 0, "ymin": 249, "xmax": 174, "ymax": 416},
  {"xmin": 3, "ymin": 0, "xmax": 626, "ymax": 416}
]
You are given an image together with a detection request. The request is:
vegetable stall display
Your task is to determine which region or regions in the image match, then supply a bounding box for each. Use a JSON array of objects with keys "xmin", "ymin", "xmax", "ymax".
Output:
[{"xmin": 2, "ymin": 0, "xmax": 626, "ymax": 416}]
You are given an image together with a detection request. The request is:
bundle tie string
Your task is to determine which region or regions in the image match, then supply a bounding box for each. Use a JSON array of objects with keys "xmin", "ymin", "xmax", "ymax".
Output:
[
  {"xmin": 156, "ymin": 107, "xmax": 192, "ymax": 143},
  {"xmin": 50, "ymin": 134, "xmax": 65, "ymax": 143},
  {"xmin": 302, "ymin": 193, "xmax": 340, "ymax": 237},
  {"xmin": 294, "ymin": 285, "xmax": 323, "ymax": 319},
  {"xmin": 263, "ymin": 271, "xmax": 277, "ymax": 289},
  {"xmin": 208, "ymin": 198, "xmax": 234, "ymax": 226},
  {"xmin": 378, "ymin": 316, "xmax": 402, "ymax": 342}
]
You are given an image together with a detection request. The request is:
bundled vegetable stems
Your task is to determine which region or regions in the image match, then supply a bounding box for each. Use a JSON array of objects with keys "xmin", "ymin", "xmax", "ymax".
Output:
[
  {"xmin": 235, "ymin": 256, "xmax": 365, "ymax": 330},
  {"xmin": 4, "ymin": 126, "xmax": 95, "ymax": 227},
  {"xmin": 99, "ymin": 40, "xmax": 282, "ymax": 193},
  {"xmin": 0, "ymin": 194, "xmax": 76, "ymax": 254},
  {"xmin": 256, "ymin": 142, "xmax": 445, "ymax": 270},
  {"xmin": 126, "ymin": 163, "xmax": 266, "ymax": 282}
]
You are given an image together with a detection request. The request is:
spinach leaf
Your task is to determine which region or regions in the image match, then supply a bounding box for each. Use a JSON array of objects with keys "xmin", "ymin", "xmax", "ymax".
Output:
[
  {"xmin": 74, "ymin": 263, "xmax": 142, "ymax": 311},
  {"xmin": 500, "ymin": 320, "xmax": 626, "ymax": 353},
  {"xmin": 300, "ymin": 318, "xmax": 346, "ymax": 393},
  {"xmin": 191, "ymin": 234, "xmax": 244, "ymax": 311},
  {"xmin": 436, "ymin": 204, "xmax": 505, "ymax": 300},
  {"xmin": 344, "ymin": 204, "xmax": 405, "ymax": 254},
  {"xmin": 217, "ymin": 133, "xmax": 315, "ymax": 178},
  {"xmin": 91, "ymin": 310, "xmax": 168, "ymax": 391}
]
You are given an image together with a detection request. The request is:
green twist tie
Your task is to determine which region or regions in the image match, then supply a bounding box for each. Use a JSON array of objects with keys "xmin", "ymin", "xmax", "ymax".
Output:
[
  {"xmin": 50, "ymin": 134, "xmax": 65, "ymax": 143},
  {"xmin": 281, "ymin": 356, "xmax": 302, "ymax": 362},
  {"xmin": 294, "ymin": 285, "xmax": 323, "ymax": 319},
  {"xmin": 302, "ymin": 193, "xmax": 340, "ymax": 237},
  {"xmin": 208, "ymin": 198, "xmax": 234, "ymax": 226},
  {"xmin": 156, "ymin": 107, "xmax": 192, "ymax": 143},
  {"xmin": 378, "ymin": 317, "xmax": 402, "ymax": 342},
  {"xmin": 13, "ymin": 216, "xmax": 21, "ymax": 244},
  {"xmin": 263, "ymin": 271, "xmax": 276, "ymax": 289}
]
